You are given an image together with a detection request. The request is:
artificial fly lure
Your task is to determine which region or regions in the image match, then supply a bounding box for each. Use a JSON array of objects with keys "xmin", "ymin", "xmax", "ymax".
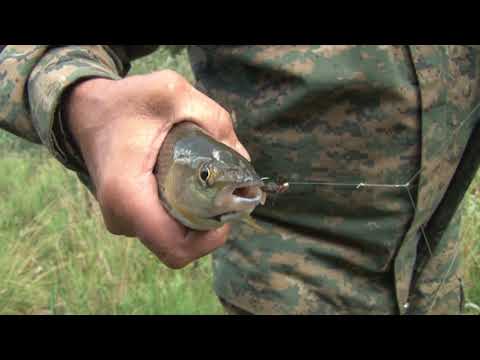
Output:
[{"xmin": 260, "ymin": 177, "xmax": 290, "ymax": 195}]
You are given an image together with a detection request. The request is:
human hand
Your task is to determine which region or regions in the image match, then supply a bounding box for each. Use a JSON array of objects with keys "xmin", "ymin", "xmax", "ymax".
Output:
[{"xmin": 64, "ymin": 70, "xmax": 250, "ymax": 269}]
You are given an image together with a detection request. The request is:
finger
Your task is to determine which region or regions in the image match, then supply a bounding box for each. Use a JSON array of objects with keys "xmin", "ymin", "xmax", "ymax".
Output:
[
  {"xmin": 176, "ymin": 86, "xmax": 252, "ymax": 161},
  {"xmin": 129, "ymin": 175, "xmax": 188, "ymax": 258},
  {"xmin": 184, "ymin": 224, "xmax": 231, "ymax": 259},
  {"xmin": 99, "ymin": 172, "xmax": 187, "ymax": 260},
  {"xmin": 134, "ymin": 176, "xmax": 231, "ymax": 264},
  {"xmin": 126, "ymin": 173, "xmax": 230, "ymax": 268},
  {"xmin": 231, "ymin": 136, "xmax": 251, "ymax": 162}
]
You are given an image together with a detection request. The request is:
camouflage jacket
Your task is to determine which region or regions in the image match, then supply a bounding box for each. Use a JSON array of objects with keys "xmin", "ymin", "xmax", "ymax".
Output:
[{"xmin": 1, "ymin": 45, "xmax": 479, "ymax": 314}]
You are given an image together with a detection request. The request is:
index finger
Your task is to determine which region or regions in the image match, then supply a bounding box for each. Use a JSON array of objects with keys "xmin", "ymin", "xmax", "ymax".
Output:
[{"xmin": 175, "ymin": 86, "xmax": 251, "ymax": 161}]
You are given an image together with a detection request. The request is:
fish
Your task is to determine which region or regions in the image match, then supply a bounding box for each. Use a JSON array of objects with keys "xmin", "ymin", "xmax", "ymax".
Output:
[{"xmin": 154, "ymin": 121, "xmax": 267, "ymax": 231}]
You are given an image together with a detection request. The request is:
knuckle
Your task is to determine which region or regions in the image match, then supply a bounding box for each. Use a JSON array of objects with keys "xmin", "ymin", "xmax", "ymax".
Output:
[
  {"xmin": 158, "ymin": 68, "xmax": 179, "ymax": 79},
  {"xmin": 95, "ymin": 177, "xmax": 134, "ymax": 236},
  {"xmin": 104, "ymin": 221, "xmax": 123, "ymax": 236},
  {"xmin": 163, "ymin": 252, "xmax": 191, "ymax": 270},
  {"xmin": 96, "ymin": 176, "xmax": 120, "ymax": 210},
  {"xmin": 100, "ymin": 206, "xmax": 125, "ymax": 236},
  {"xmin": 164, "ymin": 258, "xmax": 188, "ymax": 270},
  {"xmin": 157, "ymin": 69, "xmax": 188, "ymax": 93}
]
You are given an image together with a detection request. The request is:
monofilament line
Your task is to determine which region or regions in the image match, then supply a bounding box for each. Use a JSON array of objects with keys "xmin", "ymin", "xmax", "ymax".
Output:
[
  {"xmin": 284, "ymin": 102, "xmax": 480, "ymax": 190},
  {"xmin": 270, "ymin": 102, "xmax": 480, "ymax": 312},
  {"xmin": 287, "ymin": 181, "xmax": 410, "ymax": 189}
]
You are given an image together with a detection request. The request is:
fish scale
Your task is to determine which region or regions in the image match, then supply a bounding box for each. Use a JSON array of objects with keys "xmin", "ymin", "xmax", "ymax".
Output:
[{"xmin": 155, "ymin": 122, "xmax": 267, "ymax": 231}]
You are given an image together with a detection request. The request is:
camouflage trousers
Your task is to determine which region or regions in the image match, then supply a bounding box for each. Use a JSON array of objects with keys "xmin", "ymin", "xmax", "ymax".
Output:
[
  {"xmin": 219, "ymin": 286, "xmax": 465, "ymax": 316},
  {"xmin": 212, "ymin": 207, "xmax": 466, "ymax": 316},
  {"xmin": 219, "ymin": 298, "xmax": 253, "ymax": 316}
]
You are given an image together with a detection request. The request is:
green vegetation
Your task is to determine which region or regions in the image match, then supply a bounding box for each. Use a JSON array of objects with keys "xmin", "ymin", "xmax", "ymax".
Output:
[
  {"xmin": 0, "ymin": 48, "xmax": 222, "ymax": 315},
  {"xmin": 0, "ymin": 147, "xmax": 224, "ymax": 314},
  {"xmin": 461, "ymin": 174, "xmax": 480, "ymax": 315},
  {"xmin": 0, "ymin": 47, "xmax": 478, "ymax": 315}
]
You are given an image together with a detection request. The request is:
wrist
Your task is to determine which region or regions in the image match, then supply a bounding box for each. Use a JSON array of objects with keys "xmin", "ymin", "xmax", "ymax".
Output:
[
  {"xmin": 54, "ymin": 77, "xmax": 116, "ymax": 184},
  {"xmin": 64, "ymin": 77, "xmax": 115, "ymax": 139}
]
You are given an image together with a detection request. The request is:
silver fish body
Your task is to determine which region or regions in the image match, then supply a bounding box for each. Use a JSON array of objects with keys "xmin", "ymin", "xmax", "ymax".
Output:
[{"xmin": 155, "ymin": 122, "xmax": 266, "ymax": 231}]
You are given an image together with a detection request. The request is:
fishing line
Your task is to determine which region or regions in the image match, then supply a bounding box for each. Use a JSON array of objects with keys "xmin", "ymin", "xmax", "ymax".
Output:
[
  {"xmin": 279, "ymin": 102, "xmax": 480, "ymax": 190},
  {"xmin": 286, "ymin": 181, "xmax": 410, "ymax": 189},
  {"xmin": 262, "ymin": 100, "xmax": 480, "ymax": 312}
]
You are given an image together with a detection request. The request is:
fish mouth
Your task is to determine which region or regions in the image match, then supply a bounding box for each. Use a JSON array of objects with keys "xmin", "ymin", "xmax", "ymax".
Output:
[{"xmin": 210, "ymin": 180, "xmax": 266, "ymax": 222}]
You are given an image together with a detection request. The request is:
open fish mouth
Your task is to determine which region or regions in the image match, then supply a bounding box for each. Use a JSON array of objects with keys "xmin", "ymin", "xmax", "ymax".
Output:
[
  {"xmin": 231, "ymin": 181, "xmax": 266, "ymax": 206},
  {"xmin": 210, "ymin": 180, "xmax": 266, "ymax": 222}
]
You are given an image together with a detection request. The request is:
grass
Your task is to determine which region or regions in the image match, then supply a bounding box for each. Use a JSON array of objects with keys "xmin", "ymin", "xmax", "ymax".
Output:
[
  {"xmin": 0, "ymin": 47, "xmax": 479, "ymax": 315},
  {"xmin": 461, "ymin": 174, "xmax": 480, "ymax": 314},
  {"xmin": 0, "ymin": 48, "xmax": 223, "ymax": 315},
  {"xmin": 0, "ymin": 149, "xmax": 224, "ymax": 315}
]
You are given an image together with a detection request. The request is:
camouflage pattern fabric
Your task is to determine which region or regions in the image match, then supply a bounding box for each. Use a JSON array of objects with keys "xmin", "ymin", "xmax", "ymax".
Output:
[{"xmin": 1, "ymin": 45, "xmax": 479, "ymax": 315}]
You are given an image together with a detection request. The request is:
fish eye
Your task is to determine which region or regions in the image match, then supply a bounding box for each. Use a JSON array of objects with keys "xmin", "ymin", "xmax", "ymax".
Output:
[
  {"xmin": 200, "ymin": 169, "xmax": 210, "ymax": 182},
  {"xmin": 199, "ymin": 163, "xmax": 213, "ymax": 186}
]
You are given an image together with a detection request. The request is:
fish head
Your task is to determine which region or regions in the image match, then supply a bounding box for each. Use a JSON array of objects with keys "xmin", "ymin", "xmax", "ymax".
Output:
[
  {"xmin": 184, "ymin": 145, "xmax": 266, "ymax": 223},
  {"xmin": 158, "ymin": 122, "xmax": 267, "ymax": 231}
]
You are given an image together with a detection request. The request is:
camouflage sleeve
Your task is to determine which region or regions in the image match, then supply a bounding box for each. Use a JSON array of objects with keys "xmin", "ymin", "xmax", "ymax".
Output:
[{"xmin": 0, "ymin": 45, "xmax": 159, "ymax": 176}]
